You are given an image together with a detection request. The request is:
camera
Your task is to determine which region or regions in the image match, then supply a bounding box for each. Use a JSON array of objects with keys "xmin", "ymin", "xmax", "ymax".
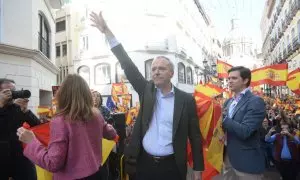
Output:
[{"xmin": 11, "ymin": 90, "xmax": 31, "ymax": 99}]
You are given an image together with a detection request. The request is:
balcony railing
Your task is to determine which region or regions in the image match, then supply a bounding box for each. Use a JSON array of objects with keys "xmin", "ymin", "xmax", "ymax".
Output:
[
  {"xmin": 292, "ymin": 36, "xmax": 300, "ymax": 50},
  {"xmin": 287, "ymin": 44, "xmax": 292, "ymax": 55},
  {"xmin": 291, "ymin": 1, "xmax": 298, "ymax": 16},
  {"xmin": 283, "ymin": 49, "xmax": 287, "ymax": 59}
]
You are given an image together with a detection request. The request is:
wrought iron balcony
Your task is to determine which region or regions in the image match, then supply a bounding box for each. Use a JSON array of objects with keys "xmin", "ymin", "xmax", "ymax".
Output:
[
  {"xmin": 283, "ymin": 49, "xmax": 287, "ymax": 59},
  {"xmin": 287, "ymin": 44, "xmax": 292, "ymax": 55},
  {"xmin": 292, "ymin": 36, "xmax": 300, "ymax": 50}
]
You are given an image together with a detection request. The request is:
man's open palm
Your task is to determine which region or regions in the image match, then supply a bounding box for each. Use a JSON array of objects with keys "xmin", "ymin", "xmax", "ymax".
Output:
[{"xmin": 90, "ymin": 11, "xmax": 107, "ymax": 33}]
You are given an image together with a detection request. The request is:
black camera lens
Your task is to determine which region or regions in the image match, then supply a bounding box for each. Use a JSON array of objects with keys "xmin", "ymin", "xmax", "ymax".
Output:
[{"xmin": 11, "ymin": 90, "xmax": 31, "ymax": 99}]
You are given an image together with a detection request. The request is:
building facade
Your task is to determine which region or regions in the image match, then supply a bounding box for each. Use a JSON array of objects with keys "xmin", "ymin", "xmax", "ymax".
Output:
[
  {"xmin": 56, "ymin": 0, "xmax": 222, "ymax": 105},
  {"xmin": 260, "ymin": 0, "xmax": 300, "ymax": 71},
  {"xmin": 0, "ymin": 0, "xmax": 62, "ymax": 112}
]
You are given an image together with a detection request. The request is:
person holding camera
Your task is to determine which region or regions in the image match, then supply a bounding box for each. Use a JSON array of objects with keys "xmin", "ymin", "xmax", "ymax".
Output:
[
  {"xmin": 0, "ymin": 78, "xmax": 40, "ymax": 180},
  {"xmin": 265, "ymin": 120, "xmax": 300, "ymax": 180}
]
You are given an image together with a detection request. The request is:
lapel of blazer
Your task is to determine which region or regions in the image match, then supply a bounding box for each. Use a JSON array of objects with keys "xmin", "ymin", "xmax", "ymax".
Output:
[
  {"xmin": 172, "ymin": 87, "xmax": 184, "ymax": 139},
  {"xmin": 142, "ymin": 86, "xmax": 157, "ymax": 136},
  {"xmin": 231, "ymin": 90, "xmax": 252, "ymax": 118}
]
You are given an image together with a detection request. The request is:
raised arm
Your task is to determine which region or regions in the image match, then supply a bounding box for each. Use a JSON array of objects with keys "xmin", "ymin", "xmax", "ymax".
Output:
[{"xmin": 90, "ymin": 12, "xmax": 147, "ymax": 95}]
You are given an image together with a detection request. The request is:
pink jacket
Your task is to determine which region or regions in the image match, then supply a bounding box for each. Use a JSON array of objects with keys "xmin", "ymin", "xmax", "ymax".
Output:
[{"xmin": 24, "ymin": 114, "xmax": 117, "ymax": 180}]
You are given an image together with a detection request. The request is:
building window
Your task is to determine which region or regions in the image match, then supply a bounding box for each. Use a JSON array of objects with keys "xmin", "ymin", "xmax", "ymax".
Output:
[
  {"xmin": 115, "ymin": 62, "xmax": 128, "ymax": 83},
  {"xmin": 178, "ymin": 62, "xmax": 186, "ymax": 83},
  {"xmin": 62, "ymin": 44, "xmax": 67, "ymax": 56},
  {"xmin": 186, "ymin": 67, "xmax": 193, "ymax": 84},
  {"xmin": 58, "ymin": 66, "xmax": 68, "ymax": 84},
  {"xmin": 56, "ymin": 20, "xmax": 66, "ymax": 32},
  {"xmin": 95, "ymin": 63, "xmax": 111, "ymax": 84},
  {"xmin": 145, "ymin": 59, "xmax": 153, "ymax": 81},
  {"xmin": 38, "ymin": 13, "xmax": 50, "ymax": 58},
  {"xmin": 78, "ymin": 66, "xmax": 90, "ymax": 85},
  {"xmin": 56, "ymin": 45, "xmax": 60, "ymax": 57}
]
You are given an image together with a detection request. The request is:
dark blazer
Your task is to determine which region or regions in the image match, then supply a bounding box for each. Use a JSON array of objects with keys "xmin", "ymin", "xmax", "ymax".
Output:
[
  {"xmin": 111, "ymin": 44, "xmax": 204, "ymax": 179},
  {"xmin": 222, "ymin": 90, "xmax": 266, "ymax": 174},
  {"xmin": 0, "ymin": 104, "xmax": 40, "ymax": 179}
]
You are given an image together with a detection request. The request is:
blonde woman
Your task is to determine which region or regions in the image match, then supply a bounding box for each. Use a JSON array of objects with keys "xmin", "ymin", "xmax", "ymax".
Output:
[{"xmin": 17, "ymin": 74, "xmax": 117, "ymax": 180}]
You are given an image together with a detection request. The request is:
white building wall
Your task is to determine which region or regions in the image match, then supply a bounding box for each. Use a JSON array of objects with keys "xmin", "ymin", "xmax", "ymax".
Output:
[{"xmin": 0, "ymin": 0, "xmax": 60, "ymax": 113}]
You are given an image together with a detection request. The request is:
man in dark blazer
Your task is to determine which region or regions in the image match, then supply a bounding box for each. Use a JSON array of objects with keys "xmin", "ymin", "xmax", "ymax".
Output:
[
  {"xmin": 221, "ymin": 66, "xmax": 266, "ymax": 180},
  {"xmin": 90, "ymin": 12, "xmax": 204, "ymax": 180}
]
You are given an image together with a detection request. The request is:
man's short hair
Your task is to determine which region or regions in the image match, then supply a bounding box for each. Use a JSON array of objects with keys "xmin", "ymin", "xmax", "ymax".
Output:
[
  {"xmin": 228, "ymin": 66, "xmax": 251, "ymax": 87},
  {"xmin": 153, "ymin": 56, "xmax": 174, "ymax": 72},
  {"xmin": 0, "ymin": 78, "xmax": 15, "ymax": 89}
]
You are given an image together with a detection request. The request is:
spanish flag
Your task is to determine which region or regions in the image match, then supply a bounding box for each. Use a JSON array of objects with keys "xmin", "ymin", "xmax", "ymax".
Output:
[
  {"xmin": 188, "ymin": 86, "xmax": 224, "ymax": 180},
  {"xmin": 217, "ymin": 60, "xmax": 233, "ymax": 78},
  {"xmin": 194, "ymin": 83, "xmax": 224, "ymax": 100},
  {"xmin": 287, "ymin": 68, "xmax": 300, "ymax": 95},
  {"xmin": 251, "ymin": 64, "xmax": 288, "ymax": 86}
]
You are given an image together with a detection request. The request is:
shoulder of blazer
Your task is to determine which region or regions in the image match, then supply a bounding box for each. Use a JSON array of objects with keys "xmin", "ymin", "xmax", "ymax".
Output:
[
  {"xmin": 145, "ymin": 80, "xmax": 156, "ymax": 93},
  {"xmin": 174, "ymin": 87, "xmax": 190, "ymax": 98}
]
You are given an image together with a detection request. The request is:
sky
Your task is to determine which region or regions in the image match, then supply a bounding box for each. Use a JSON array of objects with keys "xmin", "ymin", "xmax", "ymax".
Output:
[{"xmin": 201, "ymin": 0, "xmax": 266, "ymax": 49}]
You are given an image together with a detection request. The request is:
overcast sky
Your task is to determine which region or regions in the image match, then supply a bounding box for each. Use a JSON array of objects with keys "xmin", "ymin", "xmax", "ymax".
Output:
[{"xmin": 201, "ymin": 0, "xmax": 265, "ymax": 49}]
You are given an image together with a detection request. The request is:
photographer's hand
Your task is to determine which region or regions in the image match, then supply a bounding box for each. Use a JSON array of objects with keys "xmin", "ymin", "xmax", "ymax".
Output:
[
  {"xmin": 14, "ymin": 98, "xmax": 29, "ymax": 113},
  {"xmin": 0, "ymin": 89, "xmax": 12, "ymax": 108}
]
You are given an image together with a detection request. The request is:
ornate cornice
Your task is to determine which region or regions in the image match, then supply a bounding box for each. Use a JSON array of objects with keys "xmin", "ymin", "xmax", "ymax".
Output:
[{"xmin": 0, "ymin": 43, "xmax": 59, "ymax": 74}]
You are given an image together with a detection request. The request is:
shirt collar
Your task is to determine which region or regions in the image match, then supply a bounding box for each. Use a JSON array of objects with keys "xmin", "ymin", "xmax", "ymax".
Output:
[
  {"xmin": 156, "ymin": 85, "xmax": 175, "ymax": 97},
  {"xmin": 234, "ymin": 87, "xmax": 250, "ymax": 100}
]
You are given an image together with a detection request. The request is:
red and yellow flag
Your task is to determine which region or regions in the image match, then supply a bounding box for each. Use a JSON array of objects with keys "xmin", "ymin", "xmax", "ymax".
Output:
[
  {"xmin": 217, "ymin": 60, "xmax": 233, "ymax": 78},
  {"xmin": 251, "ymin": 64, "xmax": 288, "ymax": 86},
  {"xmin": 187, "ymin": 85, "xmax": 224, "ymax": 180},
  {"xmin": 111, "ymin": 82, "xmax": 129, "ymax": 103},
  {"xmin": 194, "ymin": 83, "xmax": 224, "ymax": 100},
  {"xmin": 287, "ymin": 68, "xmax": 300, "ymax": 95}
]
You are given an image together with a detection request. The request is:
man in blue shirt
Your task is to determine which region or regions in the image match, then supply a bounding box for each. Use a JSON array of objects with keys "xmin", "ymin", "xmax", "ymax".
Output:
[
  {"xmin": 222, "ymin": 66, "xmax": 266, "ymax": 180},
  {"xmin": 90, "ymin": 11, "xmax": 204, "ymax": 180}
]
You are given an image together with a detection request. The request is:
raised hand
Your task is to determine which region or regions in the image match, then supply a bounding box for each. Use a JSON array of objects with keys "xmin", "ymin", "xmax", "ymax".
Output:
[
  {"xmin": 14, "ymin": 98, "xmax": 29, "ymax": 113},
  {"xmin": 90, "ymin": 11, "xmax": 108, "ymax": 33}
]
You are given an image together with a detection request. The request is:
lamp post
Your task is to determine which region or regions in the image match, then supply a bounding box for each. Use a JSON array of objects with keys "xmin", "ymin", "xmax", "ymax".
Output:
[
  {"xmin": 202, "ymin": 59, "xmax": 217, "ymax": 84},
  {"xmin": 194, "ymin": 65, "xmax": 201, "ymax": 84}
]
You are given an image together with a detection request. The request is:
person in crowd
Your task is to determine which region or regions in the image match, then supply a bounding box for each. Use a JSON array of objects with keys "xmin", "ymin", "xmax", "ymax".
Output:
[
  {"xmin": 265, "ymin": 120, "xmax": 300, "ymax": 180},
  {"xmin": 0, "ymin": 78, "xmax": 40, "ymax": 180},
  {"xmin": 17, "ymin": 74, "xmax": 117, "ymax": 180},
  {"xmin": 92, "ymin": 90, "xmax": 114, "ymax": 180},
  {"xmin": 92, "ymin": 91, "xmax": 113, "ymax": 124},
  {"xmin": 222, "ymin": 66, "xmax": 266, "ymax": 180},
  {"xmin": 90, "ymin": 11, "xmax": 204, "ymax": 180},
  {"xmin": 260, "ymin": 116, "xmax": 275, "ymax": 168}
]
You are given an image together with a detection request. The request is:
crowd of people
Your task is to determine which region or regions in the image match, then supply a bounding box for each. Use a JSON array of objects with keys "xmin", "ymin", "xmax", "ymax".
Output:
[
  {"xmin": 260, "ymin": 96, "xmax": 300, "ymax": 179},
  {"xmin": 0, "ymin": 10, "xmax": 299, "ymax": 180}
]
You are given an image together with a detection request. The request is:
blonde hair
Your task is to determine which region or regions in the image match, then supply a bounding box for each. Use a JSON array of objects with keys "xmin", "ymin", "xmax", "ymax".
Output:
[{"xmin": 56, "ymin": 74, "xmax": 95, "ymax": 122}]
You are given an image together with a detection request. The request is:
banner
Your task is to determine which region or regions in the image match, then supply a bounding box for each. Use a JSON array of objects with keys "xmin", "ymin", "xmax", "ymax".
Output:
[{"xmin": 251, "ymin": 64, "xmax": 288, "ymax": 86}]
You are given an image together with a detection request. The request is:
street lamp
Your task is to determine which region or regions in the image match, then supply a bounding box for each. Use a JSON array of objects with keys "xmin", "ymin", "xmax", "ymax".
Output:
[
  {"xmin": 194, "ymin": 65, "xmax": 201, "ymax": 84},
  {"xmin": 202, "ymin": 60, "xmax": 217, "ymax": 84},
  {"xmin": 202, "ymin": 60, "xmax": 208, "ymax": 83}
]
